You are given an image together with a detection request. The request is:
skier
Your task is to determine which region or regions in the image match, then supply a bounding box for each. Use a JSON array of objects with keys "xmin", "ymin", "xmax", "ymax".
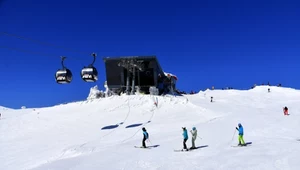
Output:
[
  {"xmin": 283, "ymin": 106, "xmax": 289, "ymax": 115},
  {"xmin": 236, "ymin": 123, "xmax": 246, "ymax": 146},
  {"xmin": 182, "ymin": 127, "xmax": 189, "ymax": 151},
  {"xmin": 157, "ymin": 74, "xmax": 164, "ymax": 95},
  {"xmin": 142, "ymin": 127, "xmax": 149, "ymax": 148},
  {"xmin": 190, "ymin": 127, "xmax": 197, "ymax": 149}
]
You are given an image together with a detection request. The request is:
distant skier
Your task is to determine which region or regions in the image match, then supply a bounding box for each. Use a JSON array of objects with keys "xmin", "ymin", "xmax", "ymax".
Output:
[
  {"xmin": 142, "ymin": 127, "xmax": 149, "ymax": 148},
  {"xmin": 190, "ymin": 127, "xmax": 197, "ymax": 149},
  {"xmin": 182, "ymin": 127, "xmax": 189, "ymax": 151},
  {"xmin": 236, "ymin": 123, "xmax": 246, "ymax": 146},
  {"xmin": 211, "ymin": 96, "xmax": 213, "ymax": 102},
  {"xmin": 268, "ymin": 88, "xmax": 270, "ymax": 93},
  {"xmin": 283, "ymin": 106, "xmax": 289, "ymax": 116}
]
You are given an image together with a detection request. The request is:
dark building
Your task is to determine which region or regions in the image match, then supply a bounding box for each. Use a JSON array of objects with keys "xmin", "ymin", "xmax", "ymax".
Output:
[{"xmin": 103, "ymin": 56, "xmax": 177, "ymax": 95}]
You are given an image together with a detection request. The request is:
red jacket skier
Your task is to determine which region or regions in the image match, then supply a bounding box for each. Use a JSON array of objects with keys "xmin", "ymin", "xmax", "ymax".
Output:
[{"xmin": 283, "ymin": 106, "xmax": 289, "ymax": 115}]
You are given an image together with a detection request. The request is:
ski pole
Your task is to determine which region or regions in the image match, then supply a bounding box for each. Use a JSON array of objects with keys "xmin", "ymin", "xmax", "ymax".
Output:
[
  {"xmin": 147, "ymin": 138, "xmax": 153, "ymax": 145},
  {"xmin": 231, "ymin": 129, "xmax": 236, "ymax": 141}
]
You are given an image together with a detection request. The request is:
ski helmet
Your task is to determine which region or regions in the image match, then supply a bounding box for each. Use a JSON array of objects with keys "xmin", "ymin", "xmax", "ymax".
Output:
[
  {"xmin": 192, "ymin": 127, "xmax": 196, "ymax": 130},
  {"xmin": 238, "ymin": 123, "xmax": 241, "ymax": 127},
  {"xmin": 142, "ymin": 127, "xmax": 146, "ymax": 131}
]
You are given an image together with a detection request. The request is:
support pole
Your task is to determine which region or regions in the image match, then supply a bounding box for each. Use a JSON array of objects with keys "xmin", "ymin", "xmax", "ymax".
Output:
[
  {"xmin": 126, "ymin": 67, "xmax": 130, "ymax": 95},
  {"xmin": 153, "ymin": 69, "xmax": 158, "ymax": 87},
  {"xmin": 131, "ymin": 66, "xmax": 136, "ymax": 95},
  {"xmin": 138, "ymin": 69, "xmax": 140, "ymax": 87}
]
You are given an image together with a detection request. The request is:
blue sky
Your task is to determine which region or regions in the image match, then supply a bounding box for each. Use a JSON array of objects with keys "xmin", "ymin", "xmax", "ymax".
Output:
[{"xmin": 0, "ymin": 0, "xmax": 300, "ymax": 109}]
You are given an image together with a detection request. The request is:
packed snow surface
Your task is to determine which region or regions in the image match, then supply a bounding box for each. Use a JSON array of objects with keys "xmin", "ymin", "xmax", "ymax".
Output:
[{"xmin": 1, "ymin": 86, "xmax": 300, "ymax": 170}]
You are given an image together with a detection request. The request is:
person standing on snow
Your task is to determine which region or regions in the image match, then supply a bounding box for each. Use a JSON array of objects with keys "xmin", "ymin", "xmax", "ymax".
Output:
[
  {"xmin": 182, "ymin": 127, "xmax": 189, "ymax": 151},
  {"xmin": 283, "ymin": 106, "xmax": 289, "ymax": 116},
  {"xmin": 142, "ymin": 127, "xmax": 149, "ymax": 148},
  {"xmin": 190, "ymin": 127, "xmax": 197, "ymax": 149},
  {"xmin": 236, "ymin": 123, "xmax": 246, "ymax": 146}
]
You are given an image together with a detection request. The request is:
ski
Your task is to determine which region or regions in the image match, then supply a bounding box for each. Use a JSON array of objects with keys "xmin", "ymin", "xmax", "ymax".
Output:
[
  {"xmin": 231, "ymin": 145, "xmax": 247, "ymax": 147},
  {"xmin": 134, "ymin": 146, "xmax": 151, "ymax": 149},
  {"xmin": 174, "ymin": 149, "xmax": 188, "ymax": 152},
  {"xmin": 231, "ymin": 142, "xmax": 252, "ymax": 147},
  {"xmin": 174, "ymin": 149, "xmax": 191, "ymax": 152},
  {"xmin": 174, "ymin": 145, "xmax": 208, "ymax": 152},
  {"xmin": 189, "ymin": 148, "xmax": 198, "ymax": 151}
]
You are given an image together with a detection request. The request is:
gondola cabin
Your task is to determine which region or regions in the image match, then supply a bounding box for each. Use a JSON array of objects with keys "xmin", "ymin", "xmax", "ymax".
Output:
[
  {"xmin": 55, "ymin": 69, "xmax": 73, "ymax": 84},
  {"xmin": 81, "ymin": 67, "xmax": 98, "ymax": 82}
]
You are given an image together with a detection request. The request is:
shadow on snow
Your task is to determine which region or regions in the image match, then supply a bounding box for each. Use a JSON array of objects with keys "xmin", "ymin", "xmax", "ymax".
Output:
[
  {"xmin": 101, "ymin": 122, "xmax": 124, "ymax": 130},
  {"xmin": 195, "ymin": 145, "xmax": 209, "ymax": 149},
  {"xmin": 148, "ymin": 144, "xmax": 160, "ymax": 148},
  {"xmin": 125, "ymin": 121, "xmax": 151, "ymax": 128}
]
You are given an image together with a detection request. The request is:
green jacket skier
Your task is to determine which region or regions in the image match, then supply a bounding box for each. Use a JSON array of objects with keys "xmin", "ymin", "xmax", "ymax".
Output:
[{"xmin": 236, "ymin": 123, "xmax": 245, "ymax": 146}]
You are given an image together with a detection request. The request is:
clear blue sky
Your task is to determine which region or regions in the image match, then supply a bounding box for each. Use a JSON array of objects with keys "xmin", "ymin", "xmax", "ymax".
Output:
[{"xmin": 0, "ymin": 0, "xmax": 300, "ymax": 109}]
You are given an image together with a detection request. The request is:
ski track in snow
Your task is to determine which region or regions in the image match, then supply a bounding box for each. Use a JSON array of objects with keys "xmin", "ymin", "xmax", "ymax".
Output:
[
  {"xmin": 53, "ymin": 95, "xmax": 161, "ymax": 162},
  {"xmin": 55, "ymin": 96, "xmax": 133, "ymax": 160},
  {"xmin": 1, "ymin": 86, "xmax": 300, "ymax": 170}
]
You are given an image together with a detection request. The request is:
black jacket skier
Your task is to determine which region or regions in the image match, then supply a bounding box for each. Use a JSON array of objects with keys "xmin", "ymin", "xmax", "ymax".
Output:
[{"xmin": 142, "ymin": 127, "xmax": 149, "ymax": 148}]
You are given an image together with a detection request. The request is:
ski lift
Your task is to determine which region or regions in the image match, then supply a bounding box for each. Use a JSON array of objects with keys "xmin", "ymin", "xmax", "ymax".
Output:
[
  {"xmin": 55, "ymin": 56, "xmax": 73, "ymax": 84},
  {"xmin": 81, "ymin": 53, "xmax": 98, "ymax": 82}
]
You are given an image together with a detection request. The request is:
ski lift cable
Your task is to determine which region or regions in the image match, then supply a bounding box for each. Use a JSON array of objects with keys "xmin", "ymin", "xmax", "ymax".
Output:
[
  {"xmin": 0, "ymin": 46, "xmax": 85, "ymax": 61},
  {"xmin": 0, "ymin": 31, "xmax": 92, "ymax": 57},
  {"xmin": 0, "ymin": 46, "xmax": 54, "ymax": 57}
]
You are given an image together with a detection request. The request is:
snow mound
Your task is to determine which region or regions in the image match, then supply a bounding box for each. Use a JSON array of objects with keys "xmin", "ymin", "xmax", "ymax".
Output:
[
  {"xmin": 87, "ymin": 85, "xmax": 103, "ymax": 100},
  {"xmin": 0, "ymin": 106, "xmax": 13, "ymax": 111},
  {"xmin": 87, "ymin": 83, "xmax": 113, "ymax": 100},
  {"xmin": 164, "ymin": 72, "xmax": 178, "ymax": 80}
]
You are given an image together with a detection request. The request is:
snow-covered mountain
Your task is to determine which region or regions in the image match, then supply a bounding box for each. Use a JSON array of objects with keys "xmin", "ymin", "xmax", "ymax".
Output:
[
  {"xmin": 1, "ymin": 86, "xmax": 300, "ymax": 170},
  {"xmin": 0, "ymin": 106, "xmax": 12, "ymax": 111}
]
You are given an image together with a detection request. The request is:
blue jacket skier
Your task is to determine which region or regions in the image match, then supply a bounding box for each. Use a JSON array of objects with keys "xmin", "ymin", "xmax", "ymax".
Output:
[
  {"xmin": 236, "ymin": 123, "xmax": 245, "ymax": 146},
  {"xmin": 182, "ymin": 127, "xmax": 188, "ymax": 150},
  {"xmin": 142, "ymin": 127, "xmax": 149, "ymax": 148}
]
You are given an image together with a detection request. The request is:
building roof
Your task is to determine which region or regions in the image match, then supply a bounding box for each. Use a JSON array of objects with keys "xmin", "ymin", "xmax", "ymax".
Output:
[
  {"xmin": 103, "ymin": 56, "xmax": 157, "ymax": 61},
  {"xmin": 103, "ymin": 55, "xmax": 165, "ymax": 75},
  {"xmin": 102, "ymin": 55, "xmax": 178, "ymax": 80}
]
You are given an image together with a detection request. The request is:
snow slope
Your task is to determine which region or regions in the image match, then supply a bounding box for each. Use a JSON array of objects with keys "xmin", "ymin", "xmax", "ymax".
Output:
[
  {"xmin": 0, "ymin": 106, "xmax": 12, "ymax": 111},
  {"xmin": 1, "ymin": 86, "xmax": 300, "ymax": 170}
]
